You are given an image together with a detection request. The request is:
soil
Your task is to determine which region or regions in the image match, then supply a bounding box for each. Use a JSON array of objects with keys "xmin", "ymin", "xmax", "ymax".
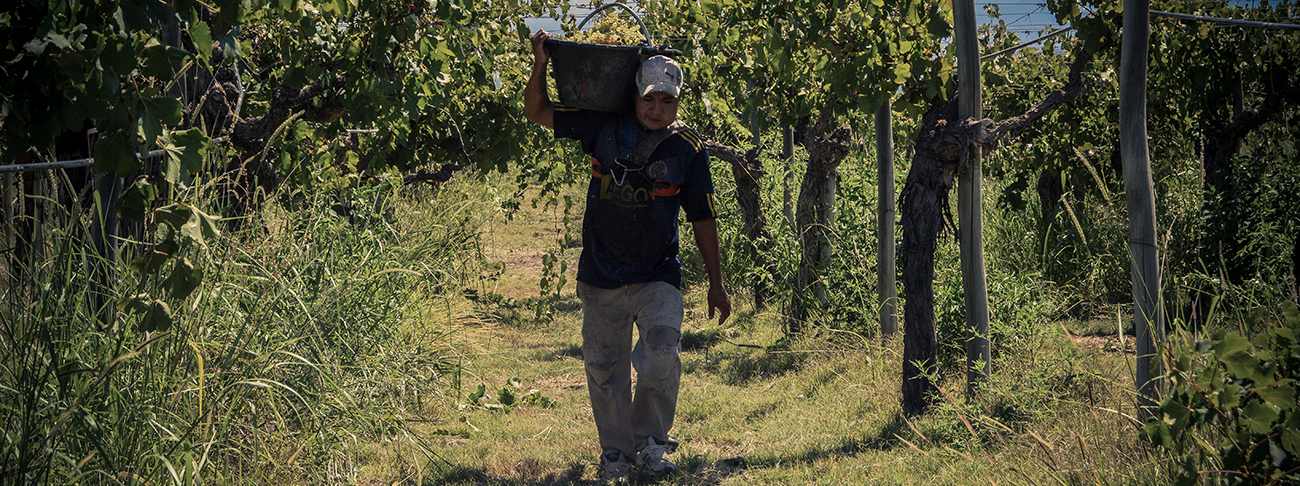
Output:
[{"xmin": 1069, "ymin": 334, "xmax": 1137, "ymax": 354}]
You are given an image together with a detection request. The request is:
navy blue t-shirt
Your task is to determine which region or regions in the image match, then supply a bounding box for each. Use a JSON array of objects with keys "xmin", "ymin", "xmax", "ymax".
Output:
[{"xmin": 554, "ymin": 108, "xmax": 717, "ymax": 289}]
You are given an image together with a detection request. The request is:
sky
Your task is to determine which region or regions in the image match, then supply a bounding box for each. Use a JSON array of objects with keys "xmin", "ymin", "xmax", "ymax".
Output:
[
  {"xmin": 524, "ymin": 1, "xmax": 1278, "ymax": 40},
  {"xmin": 975, "ymin": 1, "xmax": 1062, "ymax": 36},
  {"xmin": 523, "ymin": 1, "xmax": 1063, "ymax": 37}
]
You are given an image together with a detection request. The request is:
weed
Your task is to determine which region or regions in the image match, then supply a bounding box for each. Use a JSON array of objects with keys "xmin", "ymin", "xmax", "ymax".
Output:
[
  {"xmin": 1, "ymin": 171, "xmax": 497, "ymax": 483},
  {"xmin": 1144, "ymin": 302, "xmax": 1300, "ymax": 486}
]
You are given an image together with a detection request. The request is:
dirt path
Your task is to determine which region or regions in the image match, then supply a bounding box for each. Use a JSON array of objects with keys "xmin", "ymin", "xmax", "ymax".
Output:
[{"xmin": 479, "ymin": 190, "xmax": 582, "ymax": 301}]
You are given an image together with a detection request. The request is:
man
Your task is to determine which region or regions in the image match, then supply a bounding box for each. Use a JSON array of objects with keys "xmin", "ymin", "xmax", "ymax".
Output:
[{"xmin": 524, "ymin": 29, "xmax": 731, "ymax": 482}]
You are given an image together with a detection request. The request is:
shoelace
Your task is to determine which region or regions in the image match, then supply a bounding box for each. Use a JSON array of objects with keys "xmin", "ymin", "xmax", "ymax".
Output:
[{"xmin": 640, "ymin": 444, "xmax": 672, "ymax": 466}]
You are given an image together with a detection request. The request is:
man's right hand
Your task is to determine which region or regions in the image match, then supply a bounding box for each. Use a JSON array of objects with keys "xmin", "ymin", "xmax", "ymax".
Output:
[
  {"xmin": 531, "ymin": 29, "xmax": 552, "ymax": 66},
  {"xmin": 524, "ymin": 29, "xmax": 555, "ymax": 129}
]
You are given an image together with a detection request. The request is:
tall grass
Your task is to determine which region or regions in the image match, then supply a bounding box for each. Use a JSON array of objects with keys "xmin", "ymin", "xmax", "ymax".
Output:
[{"xmin": 1, "ymin": 172, "xmax": 497, "ymax": 484}]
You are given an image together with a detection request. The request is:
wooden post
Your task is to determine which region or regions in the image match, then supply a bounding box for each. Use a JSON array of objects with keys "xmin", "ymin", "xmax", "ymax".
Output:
[
  {"xmin": 876, "ymin": 102, "xmax": 898, "ymax": 338},
  {"xmin": 1120, "ymin": 0, "xmax": 1163, "ymax": 408},
  {"xmin": 88, "ymin": 171, "xmax": 122, "ymax": 326},
  {"xmin": 749, "ymin": 82, "xmax": 761, "ymax": 150},
  {"xmin": 783, "ymin": 126, "xmax": 795, "ymax": 229},
  {"xmin": 3, "ymin": 172, "xmax": 12, "ymax": 285},
  {"xmin": 954, "ymin": 0, "xmax": 991, "ymax": 393}
]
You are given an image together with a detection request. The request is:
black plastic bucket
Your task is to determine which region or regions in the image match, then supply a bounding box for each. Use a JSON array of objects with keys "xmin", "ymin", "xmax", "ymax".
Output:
[{"xmin": 544, "ymin": 39, "xmax": 679, "ymax": 113}]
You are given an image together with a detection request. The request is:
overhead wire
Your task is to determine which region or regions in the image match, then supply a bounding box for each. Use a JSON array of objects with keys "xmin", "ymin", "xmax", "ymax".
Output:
[{"xmin": 1152, "ymin": 10, "xmax": 1300, "ymax": 31}]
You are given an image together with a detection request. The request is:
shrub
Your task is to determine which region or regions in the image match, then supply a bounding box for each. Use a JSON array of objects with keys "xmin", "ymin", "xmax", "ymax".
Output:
[{"xmin": 1143, "ymin": 302, "xmax": 1300, "ymax": 486}]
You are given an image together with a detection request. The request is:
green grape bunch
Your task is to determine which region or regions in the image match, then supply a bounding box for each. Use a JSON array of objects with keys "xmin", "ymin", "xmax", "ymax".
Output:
[{"xmin": 564, "ymin": 14, "xmax": 644, "ymax": 46}]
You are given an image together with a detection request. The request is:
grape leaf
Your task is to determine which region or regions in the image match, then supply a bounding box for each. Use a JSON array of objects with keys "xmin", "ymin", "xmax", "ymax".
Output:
[
  {"xmin": 141, "ymin": 299, "xmax": 173, "ymax": 332},
  {"xmin": 163, "ymin": 257, "xmax": 203, "ymax": 300},
  {"xmin": 160, "ymin": 128, "xmax": 209, "ymax": 186},
  {"xmin": 1241, "ymin": 400, "xmax": 1279, "ymax": 435},
  {"xmin": 117, "ymin": 177, "xmax": 157, "ymax": 222},
  {"xmin": 93, "ymin": 129, "xmax": 141, "ymax": 176},
  {"xmin": 141, "ymin": 97, "xmax": 183, "ymax": 151},
  {"xmin": 189, "ymin": 21, "xmax": 213, "ymax": 64}
]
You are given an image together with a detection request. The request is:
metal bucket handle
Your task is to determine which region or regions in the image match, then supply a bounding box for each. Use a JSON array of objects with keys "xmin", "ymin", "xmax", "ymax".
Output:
[{"xmin": 576, "ymin": 3, "xmax": 652, "ymax": 46}]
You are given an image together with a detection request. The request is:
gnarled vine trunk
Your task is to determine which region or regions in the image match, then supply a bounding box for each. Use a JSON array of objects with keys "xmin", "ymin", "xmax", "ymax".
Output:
[
  {"xmin": 788, "ymin": 104, "xmax": 852, "ymax": 334},
  {"xmin": 899, "ymin": 46, "xmax": 1095, "ymax": 415},
  {"xmin": 705, "ymin": 140, "xmax": 774, "ymax": 307},
  {"xmin": 899, "ymin": 98, "xmax": 960, "ymax": 415},
  {"xmin": 1193, "ymin": 73, "xmax": 1298, "ymax": 324}
]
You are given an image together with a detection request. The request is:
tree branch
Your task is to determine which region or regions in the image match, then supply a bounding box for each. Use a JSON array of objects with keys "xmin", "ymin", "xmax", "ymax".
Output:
[
  {"xmin": 704, "ymin": 140, "xmax": 764, "ymax": 179},
  {"xmin": 983, "ymin": 46, "xmax": 1096, "ymax": 145},
  {"xmin": 705, "ymin": 137, "xmax": 774, "ymax": 306},
  {"xmin": 232, "ymin": 80, "xmax": 347, "ymax": 147},
  {"xmin": 1210, "ymin": 100, "xmax": 1276, "ymax": 142}
]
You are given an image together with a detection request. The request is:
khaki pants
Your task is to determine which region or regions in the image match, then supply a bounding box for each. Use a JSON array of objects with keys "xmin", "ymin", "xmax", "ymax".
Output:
[{"xmin": 577, "ymin": 281, "xmax": 683, "ymax": 459}]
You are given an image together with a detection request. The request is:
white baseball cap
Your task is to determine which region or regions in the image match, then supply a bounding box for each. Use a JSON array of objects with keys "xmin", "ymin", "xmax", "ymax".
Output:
[{"xmin": 636, "ymin": 56, "xmax": 683, "ymax": 97}]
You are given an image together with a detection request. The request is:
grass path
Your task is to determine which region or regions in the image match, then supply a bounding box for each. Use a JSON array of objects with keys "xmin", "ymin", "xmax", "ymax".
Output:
[{"xmin": 359, "ymin": 185, "xmax": 1165, "ymax": 485}]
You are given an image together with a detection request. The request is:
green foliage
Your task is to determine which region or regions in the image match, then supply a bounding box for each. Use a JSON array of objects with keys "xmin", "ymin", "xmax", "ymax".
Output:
[
  {"xmin": 2, "ymin": 0, "xmax": 573, "ymax": 248},
  {"xmin": 979, "ymin": 3, "xmax": 1131, "ymax": 312},
  {"xmin": 1148, "ymin": 0, "xmax": 1299, "ymax": 131},
  {"xmin": 1144, "ymin": 303, "xmax": 1300, "ymax": 486},
  {"xmin": 981, "ymin": 2, "xmax": 1120, "ymax": 209},
  {"xmin": 975, "ymin": 0, "xmax": 1300, "ymax": 319},
  {"xmin": 2, "ymin": 2, "xmax": 583, "ymax": 477},
  {"xmin": 536, "ymin": 194, "xmax": 575, "ymax": 307},
  {"xmin": 1198, "ymin": 143, "xmax": 1300, "ymax": 290},
  {"xmin": 645, "ymin": 0, "xmax": 953, "ymax": 135},
  {"xmin": 3, "ymin": 0, "xmax": 1298, "ymax": 481},
  {"xmin": 113, "ymin": 201, "xmax": 222, "ymax": 331},
  {"xmin": 1143, "ymin": 0, "xmax": 1300, "ymax": 300},
  {"xmin": 819, "ymin": 173, "xmax": 888, "ymax": 331},
  {"xmin": 465, "ymin": 378, "xmax": 558, "ymax": 411},
  {"xmin": 231, "ymin": 0, "xmax": 562, "ymax": 183},
  {"xmin": 1, "ymin": 0, "xmax": 207, "ymax": 172}
]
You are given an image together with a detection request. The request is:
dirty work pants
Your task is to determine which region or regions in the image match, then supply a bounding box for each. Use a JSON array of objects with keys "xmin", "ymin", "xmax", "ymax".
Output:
[{"xmin": 577, "ymin": 280, "xmax": 683, "ymax": 459}]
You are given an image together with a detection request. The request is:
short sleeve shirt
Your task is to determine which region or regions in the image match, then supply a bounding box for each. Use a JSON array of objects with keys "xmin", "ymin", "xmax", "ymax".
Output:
[{"xmin": 554, "ymin": 109, "xmax": 717, "ymax": 289}]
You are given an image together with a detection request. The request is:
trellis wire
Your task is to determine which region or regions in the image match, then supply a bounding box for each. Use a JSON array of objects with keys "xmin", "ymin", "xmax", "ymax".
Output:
[
  {"xmin": 978, "ymin": 9, "xmax": 1296, "ymax": 62},
  {"xmin": 1, "ymin": 129, "xmax": 379, "ymax": 174},
  {"xmin": 0, "ymin": 137, "xmax": 229, "ymax": 174},
  {"xmin": 981, "ymin": 27, "xmax": 1073, "ymax": 61},
  {"xmin": 1152, "ymin": 10, "xmax": 1300, "ymax": 31}
]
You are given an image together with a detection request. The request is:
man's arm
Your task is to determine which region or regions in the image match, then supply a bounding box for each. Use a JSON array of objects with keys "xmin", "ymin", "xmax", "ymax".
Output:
[
  {"xmin": 524, "ymin": 29, "xmax": 555, "ymax": 129},
  {"xmin": 691, "ymin": 218, "xmax": 731, "ymax": 325}
]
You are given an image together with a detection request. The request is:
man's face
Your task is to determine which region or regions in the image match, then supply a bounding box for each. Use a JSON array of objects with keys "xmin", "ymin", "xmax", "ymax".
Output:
[{"xmin": 634, "ymin": 91, "xmax": 679, "ymax": 131}]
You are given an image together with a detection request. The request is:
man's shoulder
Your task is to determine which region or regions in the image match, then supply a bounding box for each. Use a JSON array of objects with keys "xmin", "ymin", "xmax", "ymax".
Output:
[{"xmin": 664, "ymin": 126, "xmax": 706, "ymax": 157}]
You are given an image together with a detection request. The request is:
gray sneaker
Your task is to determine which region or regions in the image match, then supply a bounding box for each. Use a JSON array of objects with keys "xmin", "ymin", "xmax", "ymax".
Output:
[
  {"xmin": 599, "ymin": 450, "xmax": 636, "ymax": 484},
  {"xmin": 637, "ymin": 438, "xmax": 678, "ymax": 477}
]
